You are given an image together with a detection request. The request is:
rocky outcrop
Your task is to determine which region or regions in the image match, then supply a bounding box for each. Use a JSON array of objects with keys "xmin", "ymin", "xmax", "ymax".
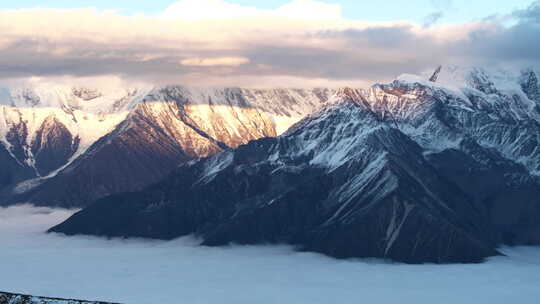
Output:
[
  {"xmin": 520, "ymin": 68, "xmax": 540, "ymax": 103},
  {"xmin": 0, "ymin": 291, "xmax": 120, "ymax": 304},
  {"xmin": 30, "ymin": 115, "xmax": 80, "ymax": 176},
  {"xmin": 0, "ymin": 144, "xmax": 34, "ymax": 191}
]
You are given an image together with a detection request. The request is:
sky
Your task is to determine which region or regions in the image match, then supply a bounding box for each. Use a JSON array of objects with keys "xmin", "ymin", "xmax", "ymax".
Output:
[
  {"xmin": 2, "ymin": 0, "xmax": 534, "ymax": 23},
  {"xmin": 0, "ymin": 0, "xmax": 539, "ymax": 87},
  {"xmin": 2, "ymin": 204, "xmax": 540, "ymax": 304}
]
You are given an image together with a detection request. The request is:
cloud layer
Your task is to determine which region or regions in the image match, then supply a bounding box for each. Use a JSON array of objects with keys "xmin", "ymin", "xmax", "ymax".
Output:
[
  {"xmin": 0, "ymin": 0, "xmax": 539, "ymax": 87},
  {"xmin": 2, "ymin": 204, "xmax": 540, "ymax": 304}
]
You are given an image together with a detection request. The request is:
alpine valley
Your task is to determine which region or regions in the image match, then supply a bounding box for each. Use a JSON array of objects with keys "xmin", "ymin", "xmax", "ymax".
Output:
[{"xmin": 4, "ymin": 66, "xmax": 540, "ymax": 263}]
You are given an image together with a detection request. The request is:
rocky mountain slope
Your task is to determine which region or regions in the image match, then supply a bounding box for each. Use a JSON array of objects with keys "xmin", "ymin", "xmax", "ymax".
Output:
[
  {"xmin": 0, "ymin": 291, "xmax": 120, "ymax": 304},
  {"xmin": 0, "ymin": 86, "xmax": 332, "ymax": 207},
  {"xmin": 50, "ymin": 66, "xmax": 540, "ymax": 263}
]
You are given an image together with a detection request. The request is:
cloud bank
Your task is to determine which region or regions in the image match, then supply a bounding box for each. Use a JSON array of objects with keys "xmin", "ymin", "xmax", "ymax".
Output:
[
  {"xmin": 2, "ymin": 205, "xmax": 540, "ymax": 304},
  {"xmin": 0, "ymin": 0, "xmax": 539, "ymax": 87}
]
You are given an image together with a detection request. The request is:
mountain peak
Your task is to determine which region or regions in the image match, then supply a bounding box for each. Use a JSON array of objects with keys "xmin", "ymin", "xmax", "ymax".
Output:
[
  {"xmin": 71, "ymin": 87, "xmax": 103, "ymax": 101},
  {"xmin": 335, "ymin": 87, "xmax": 363, "ymax": 99},
  {"xmin": 330, "ymin": 88, "xmax": 367, "ymax": 108},
  {"xmin": 520, "ymin": 68, "xmax": 540, "ymax": 102},
  {"xmin": 429, "ymin": 65, "xmax": 442, "ymax": 82}
]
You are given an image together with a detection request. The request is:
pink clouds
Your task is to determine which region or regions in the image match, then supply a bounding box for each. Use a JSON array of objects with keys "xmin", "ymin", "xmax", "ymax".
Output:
[{"xmin": 0, "ymin": 0, "xmax": 538, "ymax": 87}]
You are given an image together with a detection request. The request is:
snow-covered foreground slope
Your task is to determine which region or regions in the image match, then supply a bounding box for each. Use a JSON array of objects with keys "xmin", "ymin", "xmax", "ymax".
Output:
[
  {"xmin": 0, "ymin": 291, "xmax": 119, "ymax": 304},
  {"xmin": 2, "ymin": 205, "xmax": 540, "ymax": 304},
  {"xmin": 0, "ymin": 86, "xmax": 332, "ymax": 207}
]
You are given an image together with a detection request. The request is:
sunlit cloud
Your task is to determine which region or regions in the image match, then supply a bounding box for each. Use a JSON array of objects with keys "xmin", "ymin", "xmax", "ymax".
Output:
[
  {"xmin": 180, "ymin": 56, "xmax": 250, "ymax": 67},
  {"xmin": 0, "ymin": 0, "xmax": 538, "ymax": 87}
]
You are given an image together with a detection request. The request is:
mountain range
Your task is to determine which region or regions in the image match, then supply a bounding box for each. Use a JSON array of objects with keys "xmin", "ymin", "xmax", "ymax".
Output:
[
  {"xmin": 3, "ymin": 66, "xmax": 540, "ymax": 263},
  {"xmin": 0, "ymin": 86, "xmax": 332, "ymax": 207}
]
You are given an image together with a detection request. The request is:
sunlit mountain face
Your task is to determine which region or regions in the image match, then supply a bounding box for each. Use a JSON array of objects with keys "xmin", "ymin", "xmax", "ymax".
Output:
[
  {"xmin": 2, "ymin": 0, "xmax": 540, "ymax": 303},
  {"xmin": 0, "ymin": 85, "xmax": 333, "ymax": 207}
]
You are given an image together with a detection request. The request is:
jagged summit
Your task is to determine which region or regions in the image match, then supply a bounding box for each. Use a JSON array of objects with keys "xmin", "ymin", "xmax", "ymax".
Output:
[
  {"xmin": 333, "ymin": 87, "xmax": 365, "ymax": 100},
  {"xmin": 71, "ymin": 87, "xmax": 103, "ymax": 101},
  {"xmin": 429, "ymin": 65, "xmax": 442, "ymax": 82},
  {"xmin": 520, "ymin": 68, "xmax": 540, "ymax": 102},
  {"xmin": 396, "ymin": 65, "xmax": 540, "ymax": 98},
  {"xmin": 0, "ymin": 85, "xmax": 149, "ymax": 114}
]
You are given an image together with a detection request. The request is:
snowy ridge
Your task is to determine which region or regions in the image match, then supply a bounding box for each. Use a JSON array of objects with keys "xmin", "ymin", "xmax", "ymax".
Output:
[
  {"xmin": 278, "ymin": 93, "xmax": 383, "ymax": 170},
  {"xmin": 394, "ymin": 65, "xmax": 540, "ymax": 122},
  {"xmin": 0, "ymin": 84, "xmax": 148, "ymax": 184},
  {"xmin": 0, "ymin": 106, "xmax": 129, "ymax": 177},
  {"xmin": 365, "ymin": 65, "xmax": 540, "ymax": 174},
  {"xmin": 143, "ymin": 86, "xmax": 334, "ymax": 135},
  {"xmin": 0, "ymin": 85, "xmax": 333, "ymax": 203},
  {"xmin": 0, "ymin": 85, "xmax": 150, "ymax": 114}
]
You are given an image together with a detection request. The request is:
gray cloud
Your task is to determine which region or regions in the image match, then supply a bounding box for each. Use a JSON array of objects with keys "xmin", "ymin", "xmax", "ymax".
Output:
[
  {"xmin": 0, "ymin": 2, "xmax": 539, "ymax": 87},
  {"xmin": 457, "ymin": 1, "xmax": 540, "ymax": 64},
  {"xmin": 514, "ymin": 0, "xmax": 540, "ymax": 21}
]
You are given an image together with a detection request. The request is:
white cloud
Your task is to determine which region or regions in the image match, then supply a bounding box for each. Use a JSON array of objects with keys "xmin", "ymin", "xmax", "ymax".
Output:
[
  {"xmin": 2, "ymin": 205, "xmax": 540, "ymax": 304},
  {"xmin": 180, "ymin": 56, "xmax": 250, "ymax": 66}
]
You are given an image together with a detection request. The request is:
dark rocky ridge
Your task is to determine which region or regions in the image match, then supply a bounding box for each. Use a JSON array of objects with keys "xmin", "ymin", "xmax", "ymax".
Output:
[
  {"xmin": 30, "ymin": 115, "xmax": 80, "ymax": 177},
  {"xmin": 521, "ymin": 68, "xmax": 540, "ymax": 103},
  {"xmin": 0, "ymin": 291, "xmax": 121, "ymax": 304},
  {"xmin": 0, "ymin": 144, "xmax": 34, "ymax": 191},
  {"xmin": 0, "ymin": 112, "xmax": 79, "ymax": 198}
]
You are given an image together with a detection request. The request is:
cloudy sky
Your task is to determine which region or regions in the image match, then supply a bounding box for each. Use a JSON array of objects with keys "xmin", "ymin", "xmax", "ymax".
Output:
[{"xmin": 1, "ymin": 0, "xmax": 539, "ymax": 87}]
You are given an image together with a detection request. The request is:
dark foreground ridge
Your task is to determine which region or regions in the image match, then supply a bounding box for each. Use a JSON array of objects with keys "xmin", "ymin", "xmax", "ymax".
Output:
[{"xmin": 0, "ymin": 291, "xmax": 121, "ymax": 304}]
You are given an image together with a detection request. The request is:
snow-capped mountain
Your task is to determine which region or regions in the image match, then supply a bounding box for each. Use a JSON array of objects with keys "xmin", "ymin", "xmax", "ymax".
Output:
[
  {"xmin": 364, "ymin": 65, "xmax": 540, "ymax": 173},
  {"xmin": 51, "ymin": 66, "xmax": 540, "ymax": 263},
  {"xmin": 0, "ymin": 85, "xmax": 333, "ymax": 206},
  {"xmin": 0, "ymin": 86, "xmax": 140, "ymax": 198}
]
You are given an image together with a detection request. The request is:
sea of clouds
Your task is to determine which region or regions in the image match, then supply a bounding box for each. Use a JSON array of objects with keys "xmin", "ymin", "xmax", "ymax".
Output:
[{"xmin": 1, "ymin": 204, "xmax": 540, "ymax": 304}]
